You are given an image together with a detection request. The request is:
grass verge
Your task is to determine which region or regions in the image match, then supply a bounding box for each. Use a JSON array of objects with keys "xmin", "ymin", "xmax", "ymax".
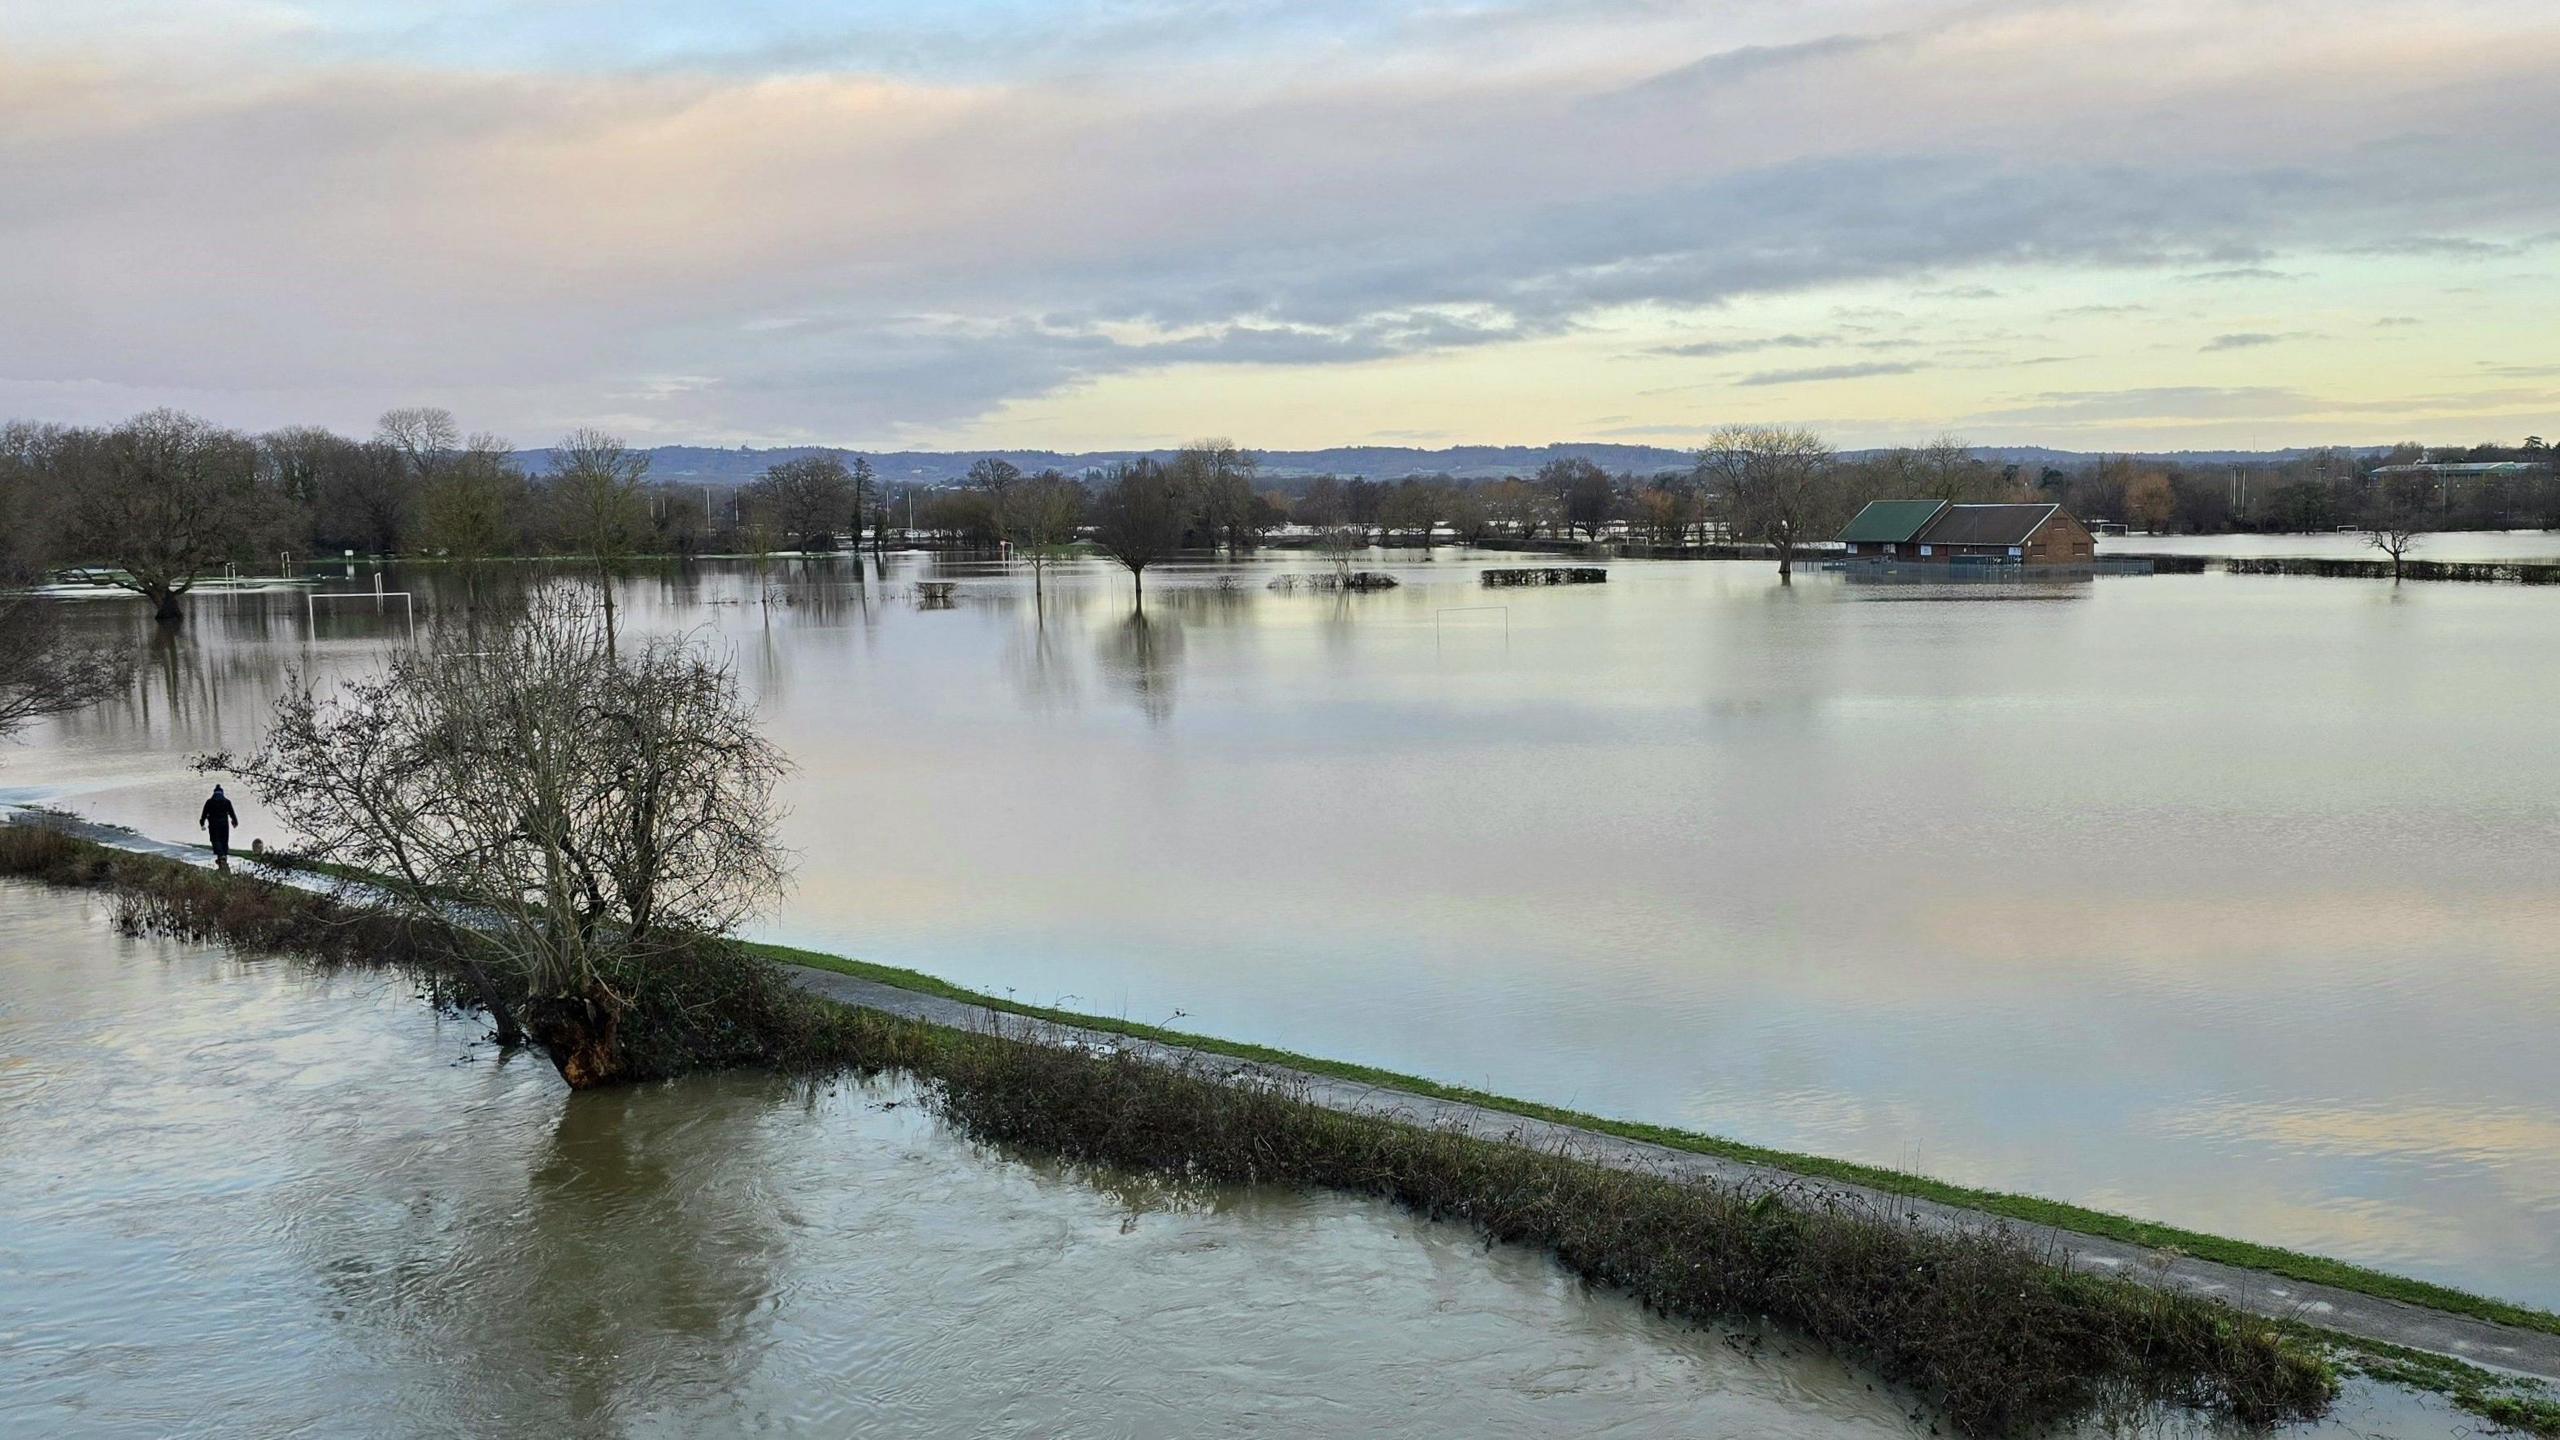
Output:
[{"xmin": 750, "ymin": 942, "xmax": 2560, "ymax": 1341}]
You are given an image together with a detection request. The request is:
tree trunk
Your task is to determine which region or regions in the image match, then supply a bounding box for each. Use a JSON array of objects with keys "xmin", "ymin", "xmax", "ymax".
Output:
[
  {"xmin": 1131, "ymin": 567, "xmax": 1145, "ymax": 611},
  {"xmin": 150, "ymin": 585, "xmax": 184, "ymax": 623},
  {"xmin": 525, "ymin": 986, "xmax": 626, "ymax": 1089},
  {"xmin": 459, "ymin": 957, "xmax": 526, "ymax": 1048},
  {"xmin": 1777, "ymin": 546, "xmax": 1794, "ymax": 583}
]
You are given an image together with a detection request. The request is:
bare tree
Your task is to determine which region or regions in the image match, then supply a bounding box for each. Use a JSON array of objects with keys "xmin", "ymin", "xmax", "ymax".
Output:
[
  {"xmin": 1539, "ymin": 458, "xmax": 1616, "ymax": 541},
  {"xmin": 2363, "ymin": 478, "xmax": 2430, "ymax": 582},
  {"xmin": 1483, "ymin": 476, "xmax": 1550, "ymax": 538},
  {"xmin": 964, "ymin": 457, "xmax": 1023, "ymax": 497},
  {"xmin": 1087, "ymin": 459, "xmax": 1188, "ymax": 608},
  {"xmin": 853, "ymin": 456, "xmax": 883, "ymax": 558},
  {"xmin": 745, "ymin": 455, "xmax": 856, "ymax": 551},
  {"xmin": 1697, "ymin": 425, "xmax": 1837, "ymax": 582},
  {"xmin": 377, "ymin": 407, "xmax": 461, "ymax": 483},
  {"xmin": 209, "ymin": 584, "xmax": 791, "ymax": 1087},
  {"xmin": 1314, "ymin": 519, "xmax": 1369, "ymax": 585},
  {"xmin": 547, "ymin": 429, "xmax": 651, "ymax": 638},
  {"xmin": 1381, "ymin": 477, "xmax": 1445, "ymax": 548},
  {"xmin": 62, "ymin": 410, "xmax": 270, "ymax": 621},
  {"xmin": 994, "ymin": 470, "xmax": 1087, "ymax": 606},
  {"xmin": 1173, "ymin": 439, "xmax": 1263, "ymax": 551}
]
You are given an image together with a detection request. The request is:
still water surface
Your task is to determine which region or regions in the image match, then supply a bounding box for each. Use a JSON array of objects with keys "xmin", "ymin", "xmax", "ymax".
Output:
[
  {"xmin": 0, "ymin": 882, "xmax": 2466, "ymax": 1437},
  {"xmin": 0, "ymin": 881, "xmax": 1925, "ymax": 1437},
  {"xmin": 12, "ymin": 550, "xmax": 2560, "ymax": 1307}
]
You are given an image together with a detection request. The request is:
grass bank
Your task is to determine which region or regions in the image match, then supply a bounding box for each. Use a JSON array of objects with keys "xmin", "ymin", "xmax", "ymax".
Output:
[
  {"xmin": 0, "ymin": 821, "xmax": 2343, "ymax": 1437},
  {"xmin": 753, "ymin": 941, "xmax": 2560, "ymax": 1343}
]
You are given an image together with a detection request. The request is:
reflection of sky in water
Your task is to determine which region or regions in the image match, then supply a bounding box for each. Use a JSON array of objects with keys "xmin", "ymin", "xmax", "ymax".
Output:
[
  {"xmin": 10, "ymin": 551, "xmax": 2560, "ymax": 1307},
  {"xmin": 0, "ymin": 882, "xmax": 1931, "ymax": 1439}
]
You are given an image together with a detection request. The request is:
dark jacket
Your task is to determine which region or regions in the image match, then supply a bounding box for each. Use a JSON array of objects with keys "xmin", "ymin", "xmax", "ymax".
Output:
[{"xmin": 201, "ymin": 794, "xmax": 240, "ymax": 830}]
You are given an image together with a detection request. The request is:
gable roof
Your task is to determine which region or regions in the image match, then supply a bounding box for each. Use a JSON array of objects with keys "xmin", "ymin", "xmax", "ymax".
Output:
[
  {"xmin": 1836, "ymin": 499, "xmax": 1948, "ymax": 544},
  {"xmin": 1916, "ymin": 503, "xmax": 2063, "ymax": 547}
]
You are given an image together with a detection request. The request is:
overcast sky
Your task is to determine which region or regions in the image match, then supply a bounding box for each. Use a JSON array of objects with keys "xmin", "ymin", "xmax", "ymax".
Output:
[{"xmin": 5, "ymin": 0, "xmax": 2556, "ymax": 451}]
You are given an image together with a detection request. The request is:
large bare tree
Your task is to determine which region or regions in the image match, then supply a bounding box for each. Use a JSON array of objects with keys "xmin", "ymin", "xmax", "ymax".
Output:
[
  {"xmin": 2363, "ymin": 474, "xmax": 2432, "ymax": 582},
  {"xmin": 377, "ymin": 407, "xmax": 461, "ymax": 480},
  {"xmin": 1697, "ymin": 425, "xmax": 1838, "ymax": 582},
  {"xmin": 745, "ymin": 454, "xmax": 856, "ymax": 551},
  {"xmin": 1087, "ymin": 459, "xmax": 1188, "ymax": 608},
  {"xmin": 547, "ymin": 429, "xmax": 652, "ymax": 637},
  {"xmin": 994, "ymin": 469, "xmax": 1087, "ymax": 606},
  {"xmin": 1172, "ymin": 440, "xmax": 1263, "ymax": 551},
  {"xmin": 62, "ymin": 410, "xmax": 271, "ymax": 621},
  {"xmin": 211, "ymin": 584, "xmax": 791, "ymax": 1087}
]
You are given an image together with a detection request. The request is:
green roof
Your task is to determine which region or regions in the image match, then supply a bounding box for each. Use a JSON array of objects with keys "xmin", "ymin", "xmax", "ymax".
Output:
[{"xmin": 1837, "ymin": 500, "xmax": 1947, "ymax": 544}]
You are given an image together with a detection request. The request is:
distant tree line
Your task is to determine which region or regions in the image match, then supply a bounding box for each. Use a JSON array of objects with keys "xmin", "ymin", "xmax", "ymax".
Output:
[{"xmin": 6, "ymin": 406, "xmax": 2555, "ymax": 620}]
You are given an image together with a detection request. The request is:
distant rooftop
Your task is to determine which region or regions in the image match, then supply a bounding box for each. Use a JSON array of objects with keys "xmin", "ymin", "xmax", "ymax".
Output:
[
  {"xmin": 1916, "ymin": 503, "xmax": 2063, "ymax": 547},
  {"xmin": 1837, "ymin": 499, "xmax": 1946, "ymax": 544}
]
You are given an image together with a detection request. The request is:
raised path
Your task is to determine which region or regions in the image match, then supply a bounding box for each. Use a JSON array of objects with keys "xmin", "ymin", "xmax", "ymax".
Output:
[
  {"xmin": 7, "ymin": 801, "xmax": 2556, "ymax": 1384},
  {"xmin": 784, "ymin": 965, "xmax": 2560, "ymax": 1383}
]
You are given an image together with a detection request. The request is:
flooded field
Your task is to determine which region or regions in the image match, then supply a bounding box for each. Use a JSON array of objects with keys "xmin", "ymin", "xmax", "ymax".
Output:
[
  {"xmin": 9, "ymin": 549, "xmax": 2559, "ymax": 1309},
  {"xmin": 0, "ymin": 880, "xmax": 2482, "ymax": 1437},
  {"xmin": 2103, "ymin": 528, "xmax": 2560, "ymax": 561},
  {"xmin": 0, "ymin": 879, "xmax": 1923, "ymax": 1437}
]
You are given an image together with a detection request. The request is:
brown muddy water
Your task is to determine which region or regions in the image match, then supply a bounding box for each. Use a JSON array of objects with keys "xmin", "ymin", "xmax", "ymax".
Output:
[
  {"xmin": 10, "ymin": 550, "xmax": 2560, "ymax": 1312},
  {"xmin": 0, "ymin": 882, "xmax": 2471, "ymax": 1437}
]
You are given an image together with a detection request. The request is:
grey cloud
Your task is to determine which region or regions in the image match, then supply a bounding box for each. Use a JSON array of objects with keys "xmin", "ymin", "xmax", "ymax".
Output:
[
  {"xmin": 1620, "ymin": 32, "xmax": 1885, "ymax": 98},
  {"xmin": 1735, "ymin": 361, "xmax": 1922, "ymax": 387},
  {"xmin": 2201, "ymin": 332, "xmax": 2312, "ymax": 351},
  {"xmin": 1654, "ymin": 332, "xmax": 1828, "ymax": 357},
  {"xmin": 2347, "ymin": 235, "xmax": 2513, "ymax": 259},
  {"xmin": 6, "ymin": 4, "xmax": 2560, "ymax": 442},
  {"xmin": 2180, "ymin": 267, "xmax": 2298, "ymax": 283}
]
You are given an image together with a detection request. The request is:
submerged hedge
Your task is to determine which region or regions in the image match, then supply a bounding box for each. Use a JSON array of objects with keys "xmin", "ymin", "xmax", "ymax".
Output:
[
  {"xmin": 2223, "ymin": 556, "xmax": 2560, "ymax": 583},
  {"xmin": 1, "ymin": 821, "xmax": 2334, "ymax": 1436}
]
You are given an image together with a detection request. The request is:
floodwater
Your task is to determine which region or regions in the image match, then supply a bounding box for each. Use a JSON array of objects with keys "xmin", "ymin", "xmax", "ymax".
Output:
[
  {"xmin": 0, "ymin": 881, "xmax": 2470, "ymax": 1438},
  {"xmin": 2103, "ymin": 527, "xmax": 2560, "ymax": 561},
  {"xmin": 0, "ymin": 879, "xmax": 1914, "ymax": 1438},
  {"xmin": 11, "ymin": 549, "xmax": 2560, "ymax": 1313}
]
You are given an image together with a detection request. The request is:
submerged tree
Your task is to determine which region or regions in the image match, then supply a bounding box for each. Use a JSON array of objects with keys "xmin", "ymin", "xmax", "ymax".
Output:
[
  {"xmin": 1087, "ymin": 459, "xmax": 1188, "ymax": 608},
  {"xmin": 995, "ymin": 469, "xmax": 1087, "ymax": 605},
  {"xmin": 745, "ymin": 454, "xmax": 856, "ymax": 552},
  {"xmin": 1172, "ymin": 439, "xmax": 1263, "ymax": 551},
  {"xmin": 2362, "ymin": 477, "xmax": 2431, "ymax": 582},
  {"xmin": 61, "ymin": 410, "xmax": 271, "ymax": 621},
  {"xmin": 210, "ymin": 584, "xmax": 791, "ymax": 1087},
  {"xmin": 1697, "ymin": 425, "xmax": 1837, "ymax": 582},
  {"xmin": 547, "ymin": 429, "xmax": 651, "ymax": 640}
]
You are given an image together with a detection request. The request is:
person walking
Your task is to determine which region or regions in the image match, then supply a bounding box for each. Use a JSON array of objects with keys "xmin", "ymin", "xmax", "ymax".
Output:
[{"xmin": 199, "ymin": 784, "xmax": 241, "ymax": 871}]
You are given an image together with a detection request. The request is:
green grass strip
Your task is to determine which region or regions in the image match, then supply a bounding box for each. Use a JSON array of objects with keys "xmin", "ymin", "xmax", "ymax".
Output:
[{"xmin": 749, "ymin": 939, "xmax": 2560, "ymax": 1341}]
